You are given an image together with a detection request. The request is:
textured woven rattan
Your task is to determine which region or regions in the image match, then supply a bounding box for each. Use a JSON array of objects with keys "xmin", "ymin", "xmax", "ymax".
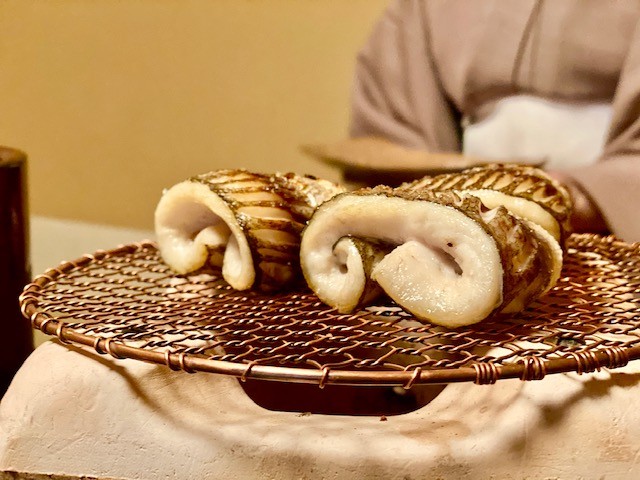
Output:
[{"xmin": 19, "ymin": 234, "xmax": 640, "ymax": 387}]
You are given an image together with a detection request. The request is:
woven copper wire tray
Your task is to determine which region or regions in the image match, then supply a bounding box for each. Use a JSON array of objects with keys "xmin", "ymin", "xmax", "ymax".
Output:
[{"xmin": 19, "ymin": 234, "xmax": 640, "ymax": 387}]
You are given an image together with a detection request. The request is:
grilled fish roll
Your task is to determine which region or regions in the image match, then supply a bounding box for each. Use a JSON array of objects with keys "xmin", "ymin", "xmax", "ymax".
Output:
[
  {"xmin": 300, "ymin": 187, "xmax": 562, "ymax": 328},
  {"xmin": 400, "ymin": 164, "xmax": 573, "ymax": 243},
  {"xmin": 155, "ymin": 169, "xmax": 344, "ymax": 291}
]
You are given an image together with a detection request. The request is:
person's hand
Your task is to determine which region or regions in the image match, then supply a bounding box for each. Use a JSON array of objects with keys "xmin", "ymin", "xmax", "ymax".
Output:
[{"xmin": 547, "ymin": 170, "xmax": 609, "ymax": 235}]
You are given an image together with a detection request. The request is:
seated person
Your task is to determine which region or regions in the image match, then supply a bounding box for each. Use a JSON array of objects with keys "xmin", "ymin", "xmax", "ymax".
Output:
[{"xmin": 349, "ymin": 0, "xmax": 640, "ymax": 242}]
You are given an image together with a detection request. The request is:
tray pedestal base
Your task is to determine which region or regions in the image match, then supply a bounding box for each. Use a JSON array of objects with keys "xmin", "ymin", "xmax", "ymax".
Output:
[{"xmin": 3, "ymin": 341, "xmax": 640, "ymax": 479}]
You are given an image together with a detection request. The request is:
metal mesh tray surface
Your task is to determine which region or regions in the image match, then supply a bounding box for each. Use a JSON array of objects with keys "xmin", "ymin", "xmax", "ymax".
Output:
[{"xmin": 19, "ymin": 234, "xmax": 640, "ymax": 387}]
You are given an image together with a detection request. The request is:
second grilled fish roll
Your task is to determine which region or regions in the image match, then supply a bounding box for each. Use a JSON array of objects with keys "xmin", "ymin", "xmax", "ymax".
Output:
[
  {"xmin": 155, "ymin": 169, "xmax": 344, "ymax": 291},
  {"xmin": 300, "ymin": 187, "xmax": 562, "ymax": 328},
  {"xmin": 400, "ymin": 164, "xmax": 573, "ymax": 243}
]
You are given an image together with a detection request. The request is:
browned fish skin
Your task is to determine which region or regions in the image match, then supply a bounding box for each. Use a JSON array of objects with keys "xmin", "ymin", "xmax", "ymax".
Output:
[
  {"xmin": 479, "ymin": 202, "xmax": 557, "ymax": 313},
  {"xmin": 189, "ymin": 169, "xmax": 343, "ymax": 291},
  {"xmin": 399, "ymin": 164, "xmax": 573, "ymax": 244},
  {"xmin": 270, "ymin": 172, "xmax": 345, "ymax": 222}
]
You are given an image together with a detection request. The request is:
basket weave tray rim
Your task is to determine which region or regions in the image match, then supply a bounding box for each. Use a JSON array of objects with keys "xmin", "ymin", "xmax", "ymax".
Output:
[{"xmin": 19, "ymin": 234, "xmax": 640, "ymax": 387}]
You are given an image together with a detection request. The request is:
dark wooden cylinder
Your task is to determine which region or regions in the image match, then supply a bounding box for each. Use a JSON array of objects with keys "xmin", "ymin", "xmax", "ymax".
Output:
[{"xmin": 0, "ymin": 146, "xmax": 33, "ymax": 395}]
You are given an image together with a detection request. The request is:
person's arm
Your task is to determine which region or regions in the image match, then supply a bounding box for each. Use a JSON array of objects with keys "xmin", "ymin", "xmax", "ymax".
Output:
[
  {"xmin": 546, "ymin": 170, "xmax": 610, "ymax": 235},
  {"xmin": 350, "ymin": 0, "xmax": 461, "ymax": 153},
  {"xmin": 560, "ymin": 22, "xmax": 640, "ymax": 242}
]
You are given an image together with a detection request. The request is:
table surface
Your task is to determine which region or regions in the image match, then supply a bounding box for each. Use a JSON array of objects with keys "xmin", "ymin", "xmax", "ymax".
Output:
[{"xmin": 29, "ymin": 216, "xmax": 153, "ymax": 347}]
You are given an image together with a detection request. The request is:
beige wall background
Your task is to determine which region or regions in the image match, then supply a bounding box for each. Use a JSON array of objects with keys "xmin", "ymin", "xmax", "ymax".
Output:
[{"xmin": 0, "ymin": 0, "xmax": 388, "ymax": 230}]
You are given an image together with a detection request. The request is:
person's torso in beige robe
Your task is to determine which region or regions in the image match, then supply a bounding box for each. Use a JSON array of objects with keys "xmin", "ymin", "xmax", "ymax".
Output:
[{"xmin": 350, "ymin": 0, "xmax": 640, "ymax": 241}]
